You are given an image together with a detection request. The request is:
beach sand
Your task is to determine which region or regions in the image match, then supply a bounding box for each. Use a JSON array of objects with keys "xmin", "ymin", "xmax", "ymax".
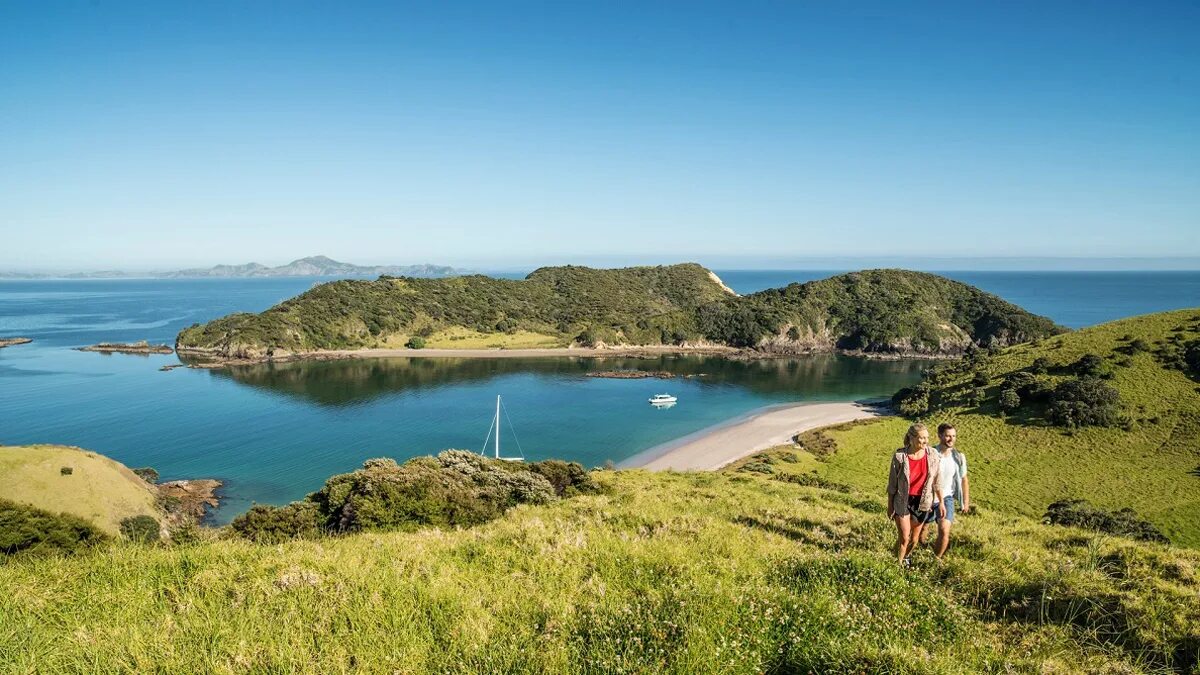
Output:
[{"xmin": 624, "ymin": 400, "xmax": 886, "ymax": 471}]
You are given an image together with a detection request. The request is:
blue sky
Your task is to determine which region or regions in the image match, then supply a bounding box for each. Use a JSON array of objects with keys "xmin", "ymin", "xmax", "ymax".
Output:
[{"xmin": 2, "ymin": 1, "xmax": 1197, "ymax": 270}]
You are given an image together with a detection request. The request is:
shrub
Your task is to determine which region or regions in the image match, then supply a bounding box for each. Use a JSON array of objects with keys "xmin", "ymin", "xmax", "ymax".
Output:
[
  {"xmin": 786, "ymin": 326, "xmax": 801, "ymax": 341},
  {"xmin": 526, "ymin": 459, "xmax": 598, "ymax": 496},
  {"xmin": 119, "ymin": 515, "xmax": 160, "ymax": 543},
  {"xmin": 971, "ymin": 370, "xmax": 989, "ymax": 387},
  {"xmin": 132, "ymin": 467, "xmax": 159, "ymax": 483},
  {"xmin": 1071, "ymin": 353, "xmax": 1106, "ymax": 377},
  {"xmin": 576, "ymin": 329, "xmax": 598, "ymax": 347},
  {"xmin": 1043, "ymin": 499, "xmax": 1167, "ymax": 543},
  {"xmin": 998, "ymin": 388, "xmax": 1021, "ymax": 413},
  {"xmin": 773, "ymin": 472, "xmax": 852, "ymax": 493},
  {"xmin": 60, "ymin": 466, "xmax": 73, "ymax": 476},
  {"xmin": 405, "ymin": 336, "xmax": 426, "ymax": 349},
  {"xmin": 1128, "ymin": 338, "xmax": 1150, "ymax": 354},
  {"xmin": 739, "ymin": 461, "xmax": 775, "ymax": 474},
  {"xmin": 1047, "ymin": 377, "xmax": 1122, "ymax": 428},
  {"xmin": 230, "ymin": 502, "xmax": 325, "ymax": 544},
  {"xmin": 0, "ymin": 498, "xmax": 107, "ymax": 556},
  {"xmin": 1029, "ymin": 356, "xmax": 1051, "ymax": 374}
]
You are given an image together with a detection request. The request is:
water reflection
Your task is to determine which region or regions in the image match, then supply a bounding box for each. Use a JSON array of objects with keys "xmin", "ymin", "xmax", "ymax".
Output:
[{"xmin": 208, "ymin": 354, "xmax": 926, "ymax": 406}]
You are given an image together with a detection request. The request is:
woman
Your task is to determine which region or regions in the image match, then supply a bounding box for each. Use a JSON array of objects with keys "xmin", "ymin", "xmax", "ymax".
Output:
[{"xmin": 886, "ymin": 422, "xmax": 944, "ymax": 566}]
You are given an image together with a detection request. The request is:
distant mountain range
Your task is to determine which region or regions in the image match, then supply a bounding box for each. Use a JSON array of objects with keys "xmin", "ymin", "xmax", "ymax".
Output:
[{"xmin": 0, "ymin": 256, "xmax": 465, "ymax": 280}]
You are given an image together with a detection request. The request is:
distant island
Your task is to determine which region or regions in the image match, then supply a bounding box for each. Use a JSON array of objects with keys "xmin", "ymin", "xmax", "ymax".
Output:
[
  {"xmin": 0, "ymin": 255, "xmax": 465, "ymax": 280},
  {"xmin": 176, "ymin": 263, "xmax": 1065, "ymax": 363}
]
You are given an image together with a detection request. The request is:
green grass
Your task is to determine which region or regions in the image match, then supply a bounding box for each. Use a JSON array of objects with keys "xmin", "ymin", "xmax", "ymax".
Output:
[
  {"xmin": 2, "ymin": 469, "xmax": 1198, "ymax": 673},
  {"xmin": 813, "ymin": 309, "xmax": 1200, "ymax": 547},
  {"xmin": 0, "ymin": 445, "xmax": 160, "ymax": 535}
]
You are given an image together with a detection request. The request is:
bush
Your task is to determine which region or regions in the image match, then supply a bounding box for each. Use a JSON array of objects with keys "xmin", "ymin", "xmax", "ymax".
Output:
[
  {"xmin": 526, "ymin": 459, "xmax": 598, "ymax": 496},
  {"xmin": 119, "ymin": 515, "xmax": 160, "ymax": 543},
  {"xmin": 998, "ymin": 388, "xmax": 1021, "ymax": 413},
  {"xmin": 0, "ymin": 498, "xmax": 108, "ymax": 556},
  {"xmin": 405, "ymin": 336, "xmax": 426, "ymax": 349},
  {"xmin": 1043, "ymin": 499, "xmax": 1167, "ymax": 543},
  {"xmin": 230, "ymin": 502, "xmax": 325, "ymax": 544},
  {"xmin": 132, "ymin": 467, "xmax": 159, "ymax": 483},
  {"xmin": 786, "ymin": 326, "xmax": 801, "ymax": 341},
  {"xmin": 1047, "ymin": 377, "xmax": 1122, "ymax": 428},
  {"xmin": 739, "ymin": 461, "xmax": 775, "ymax": 474},
  {"xmin": 60, "ymin": 466, "xmax": 73, "ymax": 476},
  {"xmin": 1029, "ymin": 356, "xmax": 1051, "ymax": 374},
  {"xmin": 971, "ymin": 370, "xmax": 989, "ymax": 387},
  {"xmin": 1071, "ymin": 353, "xmax": 1106, "ymax": 377}
]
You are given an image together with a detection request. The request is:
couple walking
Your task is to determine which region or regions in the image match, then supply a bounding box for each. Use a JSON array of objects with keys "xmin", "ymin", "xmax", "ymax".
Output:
[{"xmin": 886, "ymin": 422, "xmax": 971, "ymax": 566}]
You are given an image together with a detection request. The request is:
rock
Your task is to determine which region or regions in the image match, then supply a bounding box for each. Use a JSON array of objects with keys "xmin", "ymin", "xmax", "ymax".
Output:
[
  {"xmin": 157, "ymin": 479, "xmax": 222, "ymax": 524},
  {"xmin": 585, "ymin": 370, "xmax": 676, "ymax": 379},
  {"xmin": 77, "ymin": 340, "xmax": 174, "ymax": 355}
]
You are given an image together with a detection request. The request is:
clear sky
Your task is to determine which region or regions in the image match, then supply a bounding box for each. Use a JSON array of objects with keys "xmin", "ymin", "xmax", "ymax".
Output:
[{"xmin": 2, "ymin": 1, "xmax": 1197, "ymax": 270}]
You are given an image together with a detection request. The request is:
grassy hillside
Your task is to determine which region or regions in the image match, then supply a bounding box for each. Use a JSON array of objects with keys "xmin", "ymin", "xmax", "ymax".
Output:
[
  {"xmin": 804, "ymin": 308, "xmax": 1200, "ymax": 547},
  {"xmin": 0, "ymin": 445, "xmax": 160, "ymax": 535},
  {"xmin": 175, "ymin": 265, "xmax": 1062, "ymax": 360},
  {"xmin": 3, "ymin": 469, "xmax": 1199, "ymax": 673}
]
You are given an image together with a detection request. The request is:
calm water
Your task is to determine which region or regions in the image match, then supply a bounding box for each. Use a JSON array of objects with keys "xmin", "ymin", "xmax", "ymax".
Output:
[{"xmin": 2, "ymin": 271, "xmax": 1196, "ymax": 521}]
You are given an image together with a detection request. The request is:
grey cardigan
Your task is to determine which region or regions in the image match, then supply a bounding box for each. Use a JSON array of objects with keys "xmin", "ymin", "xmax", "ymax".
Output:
[{"xmin": 886, "ymin": 449, "xmax": 942, "ymax": 516}]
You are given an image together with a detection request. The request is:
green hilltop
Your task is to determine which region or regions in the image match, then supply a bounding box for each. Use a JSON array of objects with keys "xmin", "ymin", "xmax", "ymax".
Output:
[
  {"xmin": 797, "ymin": 308, "xmax": 1200, "ymax": 546},
  {"xmin": 2, "ymin": 468, "xmax": 1198, "ymax": 672},
  {"xmin": 175, "ymin": 264, "xmax": 1063, "ymax": 360}
]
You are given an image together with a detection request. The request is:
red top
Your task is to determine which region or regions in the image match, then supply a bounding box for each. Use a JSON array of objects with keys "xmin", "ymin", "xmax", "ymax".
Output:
[{"xmin": 907, "ymin": 453, "xmax": 928, "ymax": 496}]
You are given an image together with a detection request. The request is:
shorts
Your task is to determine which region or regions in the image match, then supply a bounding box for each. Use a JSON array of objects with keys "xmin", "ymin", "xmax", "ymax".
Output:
[
  {"xmin": 907, "ymin": 495, "xmax": 937, "ymax": 524},
  {"xmin": 937, "ymin": 496, "xmax": 955, "ymax": 523}
]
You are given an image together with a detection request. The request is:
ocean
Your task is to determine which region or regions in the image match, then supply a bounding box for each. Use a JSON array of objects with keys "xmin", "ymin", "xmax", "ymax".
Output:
[{"xmin": 1, "ymin": 270, "xmax": 1196, "ymax": 521}]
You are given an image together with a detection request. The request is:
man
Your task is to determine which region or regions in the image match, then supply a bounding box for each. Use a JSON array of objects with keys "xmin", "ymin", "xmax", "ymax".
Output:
[{"xmin": 933, "ymin": 423, "xmax": 970, "ymax": 559}]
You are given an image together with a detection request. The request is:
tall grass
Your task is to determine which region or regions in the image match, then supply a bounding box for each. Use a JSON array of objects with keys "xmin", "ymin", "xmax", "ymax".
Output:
[{"xmin": 3, "ymin": 470, "xmax": 1197, "ymax": 673}]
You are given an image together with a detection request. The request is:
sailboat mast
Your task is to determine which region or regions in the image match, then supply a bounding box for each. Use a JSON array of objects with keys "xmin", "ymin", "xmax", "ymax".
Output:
[{"xmin": 495, "ymin": 395, "xmax": 501, "ymax": 459}]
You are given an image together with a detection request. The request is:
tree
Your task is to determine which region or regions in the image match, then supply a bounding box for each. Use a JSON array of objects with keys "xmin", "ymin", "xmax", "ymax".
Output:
[
  {"xmin": 1029, "ymin": 357, "xmax": 1051, "ymax": 375},
  {"xmin": 1072, "ymin": 354, "xmax": 1106, "ymax": 377}
]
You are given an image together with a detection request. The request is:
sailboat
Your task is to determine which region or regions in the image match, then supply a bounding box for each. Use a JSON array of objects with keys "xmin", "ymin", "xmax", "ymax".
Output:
[{"xmin": 479, "ymin": 395, "xmax": 525, "ymax": 462}]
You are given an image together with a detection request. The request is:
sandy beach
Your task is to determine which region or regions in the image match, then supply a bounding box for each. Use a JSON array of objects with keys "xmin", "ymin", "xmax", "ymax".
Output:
[{"xmin": 623, "ymin": 400, "xmax": 886, "ymax": 471}]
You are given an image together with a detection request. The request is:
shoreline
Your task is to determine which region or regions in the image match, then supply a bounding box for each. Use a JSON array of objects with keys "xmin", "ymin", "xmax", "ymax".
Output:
[
  {"xmin": 620, "ymin": 399, "xmax": 889, "ymax": 471},
  {"xmin": 176, "ymin": 344, "xmax": 954, "ymax": 369}
]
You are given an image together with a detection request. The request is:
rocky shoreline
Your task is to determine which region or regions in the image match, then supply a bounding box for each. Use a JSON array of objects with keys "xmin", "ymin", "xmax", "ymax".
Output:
[
  {"xmin": 0, "ymin": 337, "xmax": 33, "ymax": 348},
  {"xmin": 157, "ymin": 479, "xmax": 223, "ymax": 526},
  {"xmin": 78, "ymin": 340, "xmax": 174, "ymax": 355}
]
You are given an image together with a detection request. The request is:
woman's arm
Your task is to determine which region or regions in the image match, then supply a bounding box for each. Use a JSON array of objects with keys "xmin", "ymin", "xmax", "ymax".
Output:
[{"xmin": 885, "ymin": 456, "xmax": 898, "ymax": 517}]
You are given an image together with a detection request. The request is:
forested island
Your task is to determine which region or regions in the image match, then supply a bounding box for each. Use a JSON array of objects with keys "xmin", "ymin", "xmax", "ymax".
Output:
[{"xmin": 175, "ymin": 264, "xmax": 1063, "ymax": 363}]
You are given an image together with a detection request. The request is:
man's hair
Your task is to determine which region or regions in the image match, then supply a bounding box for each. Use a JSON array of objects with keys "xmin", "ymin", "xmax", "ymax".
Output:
[{"xmin": 937, "ymin": 423, "xmax": 956, "ymax": 435}]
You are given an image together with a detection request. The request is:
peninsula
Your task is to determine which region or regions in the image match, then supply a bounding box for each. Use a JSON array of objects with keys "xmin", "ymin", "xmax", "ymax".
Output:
[
  {"xmin": 77, "ymin": 341, "xmax": 174, "ymax": 355},
  {"xmin": 0, "ymin": 337, "xmax": 32, "ymax": 349},
  {"xmin": 176, "ymin": 264, "xmax": 1064, "ymax": 364}
]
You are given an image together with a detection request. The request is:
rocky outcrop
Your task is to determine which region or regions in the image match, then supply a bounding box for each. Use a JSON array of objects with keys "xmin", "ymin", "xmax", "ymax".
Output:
[
  {"xmin": 0, "ymin": 337, "xmax": 33, "ymax": 349},
  {"xmin": 77, "ymin": 340, "xmax": 173, "ymax": 355},
  {"xmin": 157, "ymin": 479, "xmax": 222, "ymax": 525}
]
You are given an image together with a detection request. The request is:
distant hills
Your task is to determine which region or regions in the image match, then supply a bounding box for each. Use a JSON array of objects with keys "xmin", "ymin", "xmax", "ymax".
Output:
[
  {"xmin": 0, "ymin": 256, "xmax": 464, "ymax": 280},
  {"xmin": 176, "ymin": 263, "xmax": 1064, "ymax": 360}
]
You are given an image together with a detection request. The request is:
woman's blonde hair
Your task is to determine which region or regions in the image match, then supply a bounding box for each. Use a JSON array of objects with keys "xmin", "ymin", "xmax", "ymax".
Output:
[{"xmin": 903, "ymin": 422, "xmax": 928, "ymax": 450}]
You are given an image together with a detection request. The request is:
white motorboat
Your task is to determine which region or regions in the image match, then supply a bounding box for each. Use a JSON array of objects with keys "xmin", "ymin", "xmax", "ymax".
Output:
[{"xmin": 648, "ymin": 393, "xmax": 678, "ymax": 405}]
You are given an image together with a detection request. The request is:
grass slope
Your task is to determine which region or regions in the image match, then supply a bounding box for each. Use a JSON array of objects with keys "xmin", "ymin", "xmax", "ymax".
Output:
[
  {"xmin": 2, "ymin": 470, "xmax": 1198, "ymax": 673},
  {"xmin": 0, "ymin": 445, "xmax": 160, "ymax": 535},
  {"xmin": 175, "ymin": 265, "xmax": 1062, "ymax": 360},
  {"xmin": 811, "ymin": 309, "xmax": 1200, "ymax": 547}
]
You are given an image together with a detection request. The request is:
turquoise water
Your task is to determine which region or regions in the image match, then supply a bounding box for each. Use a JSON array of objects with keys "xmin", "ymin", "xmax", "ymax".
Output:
[{"xmin": 2, "ymin": 271, "xmax": 1196, "ymax": 522}]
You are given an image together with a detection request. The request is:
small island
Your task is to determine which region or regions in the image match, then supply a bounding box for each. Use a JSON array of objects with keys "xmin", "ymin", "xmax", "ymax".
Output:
[
  {"xmin": 77, "ymin": 340, "xmax": 174, "ymax": 355},
  {"xmin": 586, "ymin": 370, "xmax": 676, "ymax": 379},
  {"xmin": 0, "ymin": 337, "xmax": 33, "ymax": 349}
]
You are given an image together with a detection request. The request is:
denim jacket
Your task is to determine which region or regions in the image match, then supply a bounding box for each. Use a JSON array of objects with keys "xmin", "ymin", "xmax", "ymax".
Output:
[{"xmin": 886, "ymin": 448, "xmax": 941, "ymax": 516}]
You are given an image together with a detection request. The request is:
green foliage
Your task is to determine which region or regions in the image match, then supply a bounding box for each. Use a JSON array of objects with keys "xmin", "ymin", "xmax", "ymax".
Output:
[
  {"xmin": 230, "ymin": 502, "xmax": 325, "ymax": 544},
  {"xmin": 1029, "ymin": 356, "xmax": 1051, "ymax": 374},
  {"xmin": 1044, "ymin": 499, "xmax": 1168, "ymax": 543},
  {"xmin": 1048, "ymin": 377, "xmax": 1122, "ymax": 428},
  {"xmin": 0, "ymin": 498, "xmax": 107, "ymax": 556},
  {"xmin": 59, "ymin": 466, "xmax": 72, "ymax": 476},
  {"xmin": 177, "ymin": 266, "xmax": 1063, "ymax": 358},
  {"xmin": 131, "ymin": 467, "xmax": 159, "ymax": 483},
  {"xmin": 998, "ymin": 388, "xmax": 1021, "ymax": 413},
  {"xmin": 233, "ymin": 452, "xmax": 596, "ymax": 543},
  {"xmin": 119, "ymin": 515, "xmax": 160, "ymax": 543},
  {"xmin": 404, "ymin": 336, "xmax": 426, "ymax": 349},
  {"xmin": 1072, "ymin": 353, "xmax": 1107, "ymax": 377}
]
